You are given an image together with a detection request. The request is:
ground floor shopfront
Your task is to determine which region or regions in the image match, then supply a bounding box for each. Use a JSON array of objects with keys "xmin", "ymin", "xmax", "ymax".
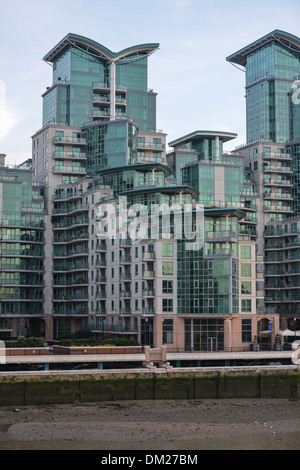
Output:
[
  {"xmin": 141, "ymin": 314, "xmax": 280, "ymax": 352},
  {"xmin": 47, "ymin": 313, "xmax": 280, "ymax": 352}
]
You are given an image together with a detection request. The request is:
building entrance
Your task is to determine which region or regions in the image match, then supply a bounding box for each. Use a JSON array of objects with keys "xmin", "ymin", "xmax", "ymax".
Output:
[
  {"xmin": 208, "ymin": 336, "xmax": 217, "ymax": 351},
  {"xmin": 184, "ymin": 319, "xmax": 224, "ymax": 351}
]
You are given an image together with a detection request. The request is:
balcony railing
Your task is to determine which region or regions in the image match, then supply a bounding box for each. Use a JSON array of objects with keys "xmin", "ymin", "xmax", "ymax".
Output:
[
  {"xmin": 120, "ymin": 291, "xmax": 132, "ymax": 298},
  {"xmin": 120, "ymin": 273, "xmax": 132, "ymax": 281},
  {"xmin": 53, "ymin": 136, "xmax": 86, "ymax": 145},
  {"xmin": 53, "ymin": 165, "xmax": 87, "ymax": 174},
  {"xmin": 120, "ymin": 308, "xmax": 132, "ymax": 315},
  {"xmin": 143, "ymin": 271, "xmax": 155, "ymax": 278}
]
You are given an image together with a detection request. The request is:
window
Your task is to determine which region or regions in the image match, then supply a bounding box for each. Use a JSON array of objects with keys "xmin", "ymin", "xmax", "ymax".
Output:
[
  {"xmin": 241, "ymin": 299, "xmax": 251, "ymax": 312},
  {"xmin": 163, "ymin": 319, "xmax": 173, "ymax": 344},
  {"xmin": 241, "ymin": 281, "xmax": 251, "ymax": 294},
  {"xmin": 163, "ymin": 299, "xmax": 173, "ymax": 312},
  {"xmin": 162, "ymin": 261, "xmax": 173, "ymax": 275},
  {"xmin": 241, "ymin": 263, "xmax": 251, "ymax": 277},
  {"xmin": 242, "ymin": 318, "xmax": 252, "ymax": 343},
  {"xmin": 162, "ymin": 280, "xmax": 173, "ymax": 294},
  {"xmin": 162, "ymin": 243, "xmax": 173, "ymax": 257},
  {"xmin": 241, "ymin": 246, "xmax": 251, "ymax": 259}
]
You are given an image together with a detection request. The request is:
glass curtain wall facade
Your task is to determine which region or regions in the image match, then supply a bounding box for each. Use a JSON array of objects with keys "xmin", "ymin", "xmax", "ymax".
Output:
[
  {"xmin": 228, "ymin": 30, "xmax": 300, "ymax": 334},
  {"xmin": 82, "ymin": 120, "xmax": 138, "ymax": 175},
  {"xmin": 227, "ymin": 30, "xmax": 300, "ymax": 144},
  {"xmin": 24, "ymin": 30, "xmax": 300, "ymax": 347},
  {"xmin": 0, "ymin": 160, "xmax": 46, "ymax": 337},
  {"xmin": 42, "ymin": 34, "xmax": 159, "ymax": 131}
]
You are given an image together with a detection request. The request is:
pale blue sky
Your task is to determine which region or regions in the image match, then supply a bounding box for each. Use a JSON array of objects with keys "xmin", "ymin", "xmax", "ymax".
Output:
[{"xmin": 1, "ymin": 0, "xmax": 300, "ymax": 163}]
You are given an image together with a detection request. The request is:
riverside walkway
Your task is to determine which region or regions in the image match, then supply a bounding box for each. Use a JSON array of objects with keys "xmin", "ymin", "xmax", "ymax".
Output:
[{"xmin": 0, "ymin": 345, "xmax": 296, "ymax": 373}]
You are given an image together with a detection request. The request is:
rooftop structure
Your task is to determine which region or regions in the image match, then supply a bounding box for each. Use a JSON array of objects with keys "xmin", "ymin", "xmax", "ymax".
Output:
[{"xmin": 227, "ymin": 30, "xmax": 300, "ymax": 144}]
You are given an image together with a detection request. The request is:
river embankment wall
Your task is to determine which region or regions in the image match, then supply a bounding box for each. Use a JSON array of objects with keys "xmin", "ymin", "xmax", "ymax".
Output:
[{"xmin": 0, "ymin": 367, "xmax": 299, "ymax": 406}]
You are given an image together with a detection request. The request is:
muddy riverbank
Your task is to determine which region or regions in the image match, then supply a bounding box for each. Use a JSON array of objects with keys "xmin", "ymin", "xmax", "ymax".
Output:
[{"xmin": 0, "ymin": 398, "xmax": 299, "ymax": 449}]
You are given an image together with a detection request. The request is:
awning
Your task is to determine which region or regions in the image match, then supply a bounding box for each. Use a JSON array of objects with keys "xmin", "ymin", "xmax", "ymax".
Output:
[{"xmin": 279, "ymin": 329, "xmax": 300, "ymax": 336}]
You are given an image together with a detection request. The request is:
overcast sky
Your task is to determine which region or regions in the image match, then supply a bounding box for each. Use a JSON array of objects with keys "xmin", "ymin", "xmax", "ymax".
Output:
[{"xmin": 1, "ymin": 0, "xmax": 300, "ymax": 164}]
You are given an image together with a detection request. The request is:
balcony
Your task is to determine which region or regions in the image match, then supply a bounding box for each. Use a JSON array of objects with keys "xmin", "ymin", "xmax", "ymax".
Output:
[
  {"xmin": 120, "ymin": 308, "xmax": 132, "ymax": 316},
  {"xmin": 143, "ymin": 252, "xmax": 155, "ymax": 261},
  {"xmin": 53, "ymin": 151, "xmax": 87, "ymax": 160},
  {"xmin": 263, "ymin": 179, "xmax": 292, "ymax": 186},
  {"xmin": 96, "ymin": 259, "xmax": 107, "ymax": 267},
  {"xmin": 263, "ymin": 165, "xmax": 292, "ymax": 173},
  {"xmin": 53, "ymin": 233, "xmax": 89, "ymax": 243},
  {"xmin": 119, "ymin": 239, "xmax": 132, "ymax": 247},
  {"xmin": 92, "ymin": 95, "xmax": 110, "ymax": 104},
  {"xmin": 0, "ymin": 293, "xmax": 44, "ymax": 301},
  {"xmin": 120, "ymin": 256, "xmax": 132, "ymax": 264},
  {"xmin": 53, "ymin": 248, "xmax": 88, "ymax": 258},
  {"xmin": 120, "ymin": 273, "xmax": 132, "ymax": 281},
  {"xmin": 53, "ymin": 136, "xmax": 86, "ymax": 145},
  {"xmin": 143, "ymin": 270, "xmax": 155, "ymax": 279},
  {"xmin": 205, "ymin": 249, "xmax": 236, "ymax": 257},
  {"xmin": 96, "ymin": 242, "xmax": 107, "ymax": 251},
  {"xmin": 52, "ymin": 218, "xmax": 89, "ymax": 229},
  {"xmin": 263, "ymin": 204, "xmax": 293, "ymax": 213},
  {"xmin": 205, "ymin": 231, "xmax": 237, "ymax": 241},
  {"xmin": 53, "ymin": 191, "xmax": 83, "ymax": 201},
  {"xmin": 53, "ymin": 165, "xmax": 87, "ymax": 175},
  {"xmin": 96, "ymin": 292, "xmax": 106, "ymax": 299},
  {"xmin": 92, "ymin": 83, "xmax": 127, "ymax": 92},
  {"xmin": 92, "ymin": 109, "xmax": 110, "ymax": 118},
  {"xmin": 263, "ymin": 152, "xmax": 292, "ymax": 160},
  {"xmin": 115, "ymin": 97, "xmax": 126, "ymax": 106},
  {"xmin": 264, "ymin": 239, "xmax": 300, "ymax": 250},
  {"xmin": 137, "ymin": 141, "xmax": 165, "ymax": 150},
  {"xmin": 263, "ymin": 192, "xmax": 292, "ymax": 200},
  {"xmin": 53, "ymin": 263, "xmax": 89, "ymax": 272},
  {"xmin": 53, "ymin": 203, "xmax": 89, "ymax": 215},
  {"xmin": 95, "ymin": 309, "xmax": 107, "ymax": 315},
  {"xmin": 120, "ymin": 291, "xmax": 132, "ymax": 298},
  {"xmin": 142, "ymin": 308, "xmax": 155, "ymax": 315},
  {"xmin": 92, "ymin": 82, "xmax": 110, "ymax": 91},
  {"xmin": 142, "ymin": 290, "xmax": 155, "ymax": 297}
]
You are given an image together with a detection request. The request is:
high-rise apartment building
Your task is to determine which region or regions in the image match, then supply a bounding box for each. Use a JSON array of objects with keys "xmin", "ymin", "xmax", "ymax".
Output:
[
  {"xmin": 228, "ymin": 30, "xmax": 300, "ymax": 334},
  {"xmin": 0, "ymin": 154, "xmax": 46, "ymax": 338},
  {"xmin": 5, "ymin": 30, "xmax": 300, "ymax": 350},
  {"xmin": 227, "ymin": 30, "xmax": 300, "ymax": 145}
]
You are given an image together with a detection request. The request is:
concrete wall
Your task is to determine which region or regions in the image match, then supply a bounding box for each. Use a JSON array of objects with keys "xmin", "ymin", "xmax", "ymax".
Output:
[{"xmin": 0, "ymin": 370, "xmax": 299, "ymax": 406}]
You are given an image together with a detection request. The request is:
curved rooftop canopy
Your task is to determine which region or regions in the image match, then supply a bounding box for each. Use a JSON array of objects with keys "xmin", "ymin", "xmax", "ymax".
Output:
[
  {"xmin": 43, "ymin": 33, "xmax": 159, "ymax": 63},
  {"xmin": 168, "ymin": 130, "xmax": 237, "ymax": 148},
  {"xmin": 226, "ymin": 30, "xmax": 300, "ymax": 67},
  {"xmin": 99, "ymin": 163, "xmax": 172, "ymax": 177},
  {"xmin": 120, "ymin": 185, "xmax": 199, "ymax": 199}
]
